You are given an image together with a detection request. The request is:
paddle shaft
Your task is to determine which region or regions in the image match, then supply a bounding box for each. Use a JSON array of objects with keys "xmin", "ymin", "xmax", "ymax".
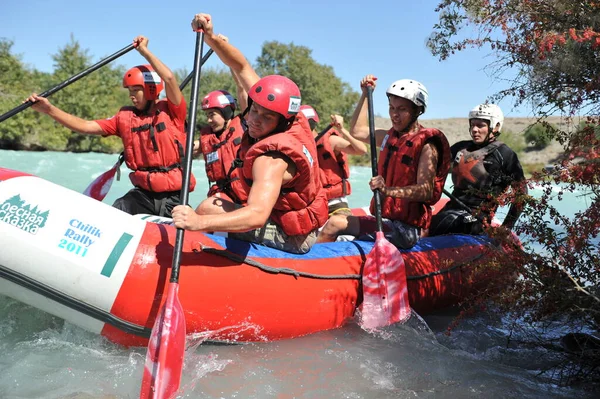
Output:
[
  {"xmin": 179, "ymin": 49, "xmax": 214, "ymax": 90},
  {"xmin": 366, "ymin": 86, "xmax": 384, "ymax": 231},
  {"xmin": 314, "ymin": 124, "xmax": 333, "ymax": 143},
  {"xmin": 170, "ymin": 31, "xmax": 205, "ymax": 283},
  {"xmin": 443, "ymin": 188, "xmax": 474, "ymax": 214},
  {"xmin": 0, "ymin": 44, "xmax": 135, "ymax": 123}
]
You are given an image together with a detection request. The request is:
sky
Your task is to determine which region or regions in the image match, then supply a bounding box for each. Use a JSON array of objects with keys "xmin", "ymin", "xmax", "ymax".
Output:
[{"xmin": 1, "ymin": 0, "xmax": 531, "ymax": 120}]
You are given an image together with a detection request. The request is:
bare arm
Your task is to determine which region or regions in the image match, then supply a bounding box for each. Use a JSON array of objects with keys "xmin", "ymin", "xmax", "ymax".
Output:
[
  {"xmin": 192, "ymin": 14, "xmax": 260, "ymax": 93},
  {"xmin": 231, "ymin": 67, "xmax": 248, "ymax": 111},
  {"xmin": 134, "ymin": 36, "xmax": 183, "ymax": 106},
  {"xmin": 371, "ymin": 143, "xmax": 439, "ymax": 202},
  {"xmin": 349, "ymin": 74, "xmax": 387, "ymax": 146},
  {"xmin": 172, "ymin": 154, "xmax": 288, "ymax": 232},
  {"xmin": 215, "ymin": 34, "xmax": 248, "ymax": 111},
  {"xmin": 330, "ymin": 115, "xmax": 368, "ymax": 156},
  {"xmin": 25, "ymin": 94, "xmax": 104, "ymax": 135}
]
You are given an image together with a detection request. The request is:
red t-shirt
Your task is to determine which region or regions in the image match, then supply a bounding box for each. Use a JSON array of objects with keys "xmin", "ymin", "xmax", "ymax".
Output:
[{"xmin": 95, "ymin": 97, "xmax": 187, "ymax": 136}]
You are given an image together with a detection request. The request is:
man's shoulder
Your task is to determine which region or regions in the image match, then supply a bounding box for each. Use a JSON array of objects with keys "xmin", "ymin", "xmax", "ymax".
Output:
[{"xmin": 450, "ymin": 140, "xmax": 471, "ymax": 151}]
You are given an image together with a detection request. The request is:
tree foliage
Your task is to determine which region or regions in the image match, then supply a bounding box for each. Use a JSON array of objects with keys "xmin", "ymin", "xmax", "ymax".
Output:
[
  {"xmin": 255, "ymin": 41, "xmax": 359, "ymax": 128},
  {"xmin": 523, "ymin": 121, "xmax": 554, "ymax": 148},
  {"xmin": 429, "ymin": 0, "xmax": 600, "ymax": 387}
]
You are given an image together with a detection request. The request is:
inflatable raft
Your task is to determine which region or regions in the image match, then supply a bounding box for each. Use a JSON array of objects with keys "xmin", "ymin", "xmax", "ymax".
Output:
[{"xmin": 0, "ymin": 167, "xmax": 504, "ymax": 347}]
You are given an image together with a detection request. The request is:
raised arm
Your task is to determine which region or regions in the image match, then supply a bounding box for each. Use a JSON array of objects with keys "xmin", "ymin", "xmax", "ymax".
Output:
[
  {"xmin": 133, "ymin": 35, "xmax": 183, "ymax": 106},
  {"xmin": 330, "ymin": 114, "xmax": 367, "ymax": 156},
  {"xmin": 216, "ymin": 33, "xmax": 248, "ymax": 111},
  {"xmin": 192, "ymin": 14, "xmax": 260, "ymax": 93},
  {"xmin": 349, "ymin": 74, "xmax": 387, "ymax": 146}
]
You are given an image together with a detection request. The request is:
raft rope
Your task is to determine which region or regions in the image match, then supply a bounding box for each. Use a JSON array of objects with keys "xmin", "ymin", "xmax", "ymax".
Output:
[
  {"xmin": 195, "ymin": 244, "xmax": 490, "ymax": 281},
  {"xmin": 196, "ymin": 245, "xmax": 362, "ymax": 280}
]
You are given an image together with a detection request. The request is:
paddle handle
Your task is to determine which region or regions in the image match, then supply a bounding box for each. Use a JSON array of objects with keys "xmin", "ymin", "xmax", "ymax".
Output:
[
  {"xmin": 366, "ymin": 85, "xmax": 383, "ymax": 232},
  {"xmin": 0, "ymin": 44, "xmax": 136, "ymax": 123},
  {"xmin": 170, "ymin": 31, "xmax": 205, "ymax": 283}
]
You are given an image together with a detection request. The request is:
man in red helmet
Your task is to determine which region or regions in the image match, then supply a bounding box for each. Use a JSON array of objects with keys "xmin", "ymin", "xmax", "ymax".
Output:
[
  {"xmin": 25, "ymin": 35, "xmax": 193, "ymax": 217},
  {"xmin": 300, "ymin": 105, "xmax": 367, "ymax": 216},
  {"xmin": 192, "ymin": 89, "xmax": 245, "ymax": 198},
  {"xmin": 171, "ymin": 13, "xmax": 328, "ymax": 254}
]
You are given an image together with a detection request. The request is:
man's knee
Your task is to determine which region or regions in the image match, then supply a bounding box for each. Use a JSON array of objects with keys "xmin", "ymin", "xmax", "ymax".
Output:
[{"xmin": 325, "ymin": 214, "xmax": 347, "ymax": 231}]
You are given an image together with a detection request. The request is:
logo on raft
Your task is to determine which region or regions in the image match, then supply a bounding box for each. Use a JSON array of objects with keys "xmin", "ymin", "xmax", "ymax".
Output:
[{"xmin": 0, "ymin": 194, "xmax": 49, "ymax": 235}]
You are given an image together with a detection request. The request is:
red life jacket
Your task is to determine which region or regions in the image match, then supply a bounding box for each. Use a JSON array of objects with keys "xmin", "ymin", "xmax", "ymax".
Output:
[
  {"xmin": 228, "ymin": 113, "xmax": 328, "ymax": 236},
  {"xmin": 316, "ymin": 129, "xmax": 352, "ymax": 200},
  {"xmin": 371, "ymin": 126, "xmax": 450, "ymax": 229},
  {"xmin": 199, "ymin": 116, "xmax": 244, "ymax": 197},
  {"xmin": 117, "ymin": 100, "xmax": 196, "ymax": 192}
]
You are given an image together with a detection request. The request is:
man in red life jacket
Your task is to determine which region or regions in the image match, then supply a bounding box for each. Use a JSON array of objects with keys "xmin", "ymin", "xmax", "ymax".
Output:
[
  {"xmin": 26, "ymin": 35, "xmax": 194, "ymax": 217},
  {"xmin": 172, "ymin": 13, "xmax": 328, "ymax": 254},
  {"xmin": 429, "ymin": 103, "xmax": 527, "ymax": 235},
  {"xmin": 192, "ymin": 89, "xmax": 245, "ymax": 198},
  {"xmin": 299, "ymin": 105, "xmax": 367, "ymax": 216},
  {"xmin": 317, "ymin": 75, "xmax": 451, "ymax": 248}
]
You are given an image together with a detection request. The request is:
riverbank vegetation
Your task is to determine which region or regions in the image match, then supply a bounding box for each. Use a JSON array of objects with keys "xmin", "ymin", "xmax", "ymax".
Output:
[{"xmin": 430, "ymin": 0, "xmax": 600, "ymax": 389}]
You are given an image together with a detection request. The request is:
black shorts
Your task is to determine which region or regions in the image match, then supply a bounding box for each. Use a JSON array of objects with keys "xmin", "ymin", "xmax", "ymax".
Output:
[{"xmin": 112, "ymin": 187, "xmax": 181, "ymax": 217}]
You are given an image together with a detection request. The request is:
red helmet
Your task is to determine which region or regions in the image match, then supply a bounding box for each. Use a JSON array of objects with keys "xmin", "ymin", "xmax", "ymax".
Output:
[
  {"xmin": 248, "ymin": 75, "xmax": 301, "ymax": 119},
  {"xmin": 299, "ymin": 105, "xmax": 319, "ymax": 123},
  {"xmin": 202, "ymin": 90, "xmax": 236, "ymax": 119},
  {"xmin": 122, "ymin": 64, "xmax": 164, "ymax": 101}
]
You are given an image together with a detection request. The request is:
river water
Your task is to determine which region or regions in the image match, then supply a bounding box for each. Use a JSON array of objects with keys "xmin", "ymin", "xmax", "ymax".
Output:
[{"xmin": 0, "ymin": 149, "xmax": 595, "ymax": 398}]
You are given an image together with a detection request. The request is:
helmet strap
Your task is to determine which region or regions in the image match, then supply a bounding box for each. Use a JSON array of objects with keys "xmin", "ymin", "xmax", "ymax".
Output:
[
  {"xmin": 399, "ymin": 104, "xmax": 421, "ymax": 133},
  {"xmin": 142, "ymin": 99, "xmax": 153, "ymax": 115},
  {"xmin": 221, "ymin": 106, "xmax": 234, "ymax": 121}
]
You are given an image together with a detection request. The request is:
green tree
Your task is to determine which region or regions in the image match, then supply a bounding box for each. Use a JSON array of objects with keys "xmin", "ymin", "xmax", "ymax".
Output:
[
  {"xmin": 0, "ymin": 39, "xmax": 52, "ymax": 150},
  {"xmin": 255, "ymin": 41, "xmax": 359, "ymax": 128},
  {"xmin": 0, "ymin": 37, "xmax": 127, "ymax": 152},
  {"xmin": 429, "ymin": 0, "xmax": 600, "ymax": 387},
  {"xmin": 49, "ymin": 36, "xmax": 126, "ymax": 152},
  {"xmin": 523, "ymin": 122, "xmax": 555, "ymax": 149}
]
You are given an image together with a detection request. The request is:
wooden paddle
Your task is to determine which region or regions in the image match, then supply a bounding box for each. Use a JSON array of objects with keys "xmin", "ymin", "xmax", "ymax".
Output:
[
  {"xmin": 139, "ymin": 31, "xmax": 205, "ymax": 399},
  {"xmin": 0, "ymin": 44, "xmax": 135, "ymax": 123},
  {"xmin": 83, "ymin": 49, "xmax": 215, "ymax": 202},
  {"xmin": 359, "ymin": 85, "xmax": 411, "ymax": 329}
]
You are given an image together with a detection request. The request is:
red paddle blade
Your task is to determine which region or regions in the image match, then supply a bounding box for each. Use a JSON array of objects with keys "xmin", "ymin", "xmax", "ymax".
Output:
[
  {"xmin": 360, "ymin": 231, "xmax": 411, "ymax": 329},
  {"xmin": 140, "ymin": 283, "xmax": 186, "ymax": 399},
  {"xmin": 83, "ymin": 163, "xmax": 119, "ymax": 201}
]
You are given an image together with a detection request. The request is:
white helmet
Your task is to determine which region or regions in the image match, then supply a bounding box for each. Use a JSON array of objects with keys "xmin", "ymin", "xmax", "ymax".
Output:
[
  {"xmin": 386, "ymin": 79, "xmax": 428, "ymax": 114},
  {"xmin": 468, "ymin": 103, "xmax": 504, "ymax": 133}
]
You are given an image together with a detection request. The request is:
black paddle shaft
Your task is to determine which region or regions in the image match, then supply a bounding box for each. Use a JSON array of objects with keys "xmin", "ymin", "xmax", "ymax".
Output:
[
  {"xmin": 443, "ymin": 188, "xmax": 473, "ymax": 214},
  {"xmin": 170, "ymin": 31, "xmax": 205, "ymax": 283},
  {"xmin": 179, "ymin": 49, "xmax": 214, "ymax": 90},
  {"xmin": 0, "ymin": 44, "xmax": 136, "ymax": 123},
  {"xmin": 366, "ymin": 85, "xmax": 384, "ymax": 232},
  {"xmin": 314, "ymin": 124, "xmax": 333, "ymax": 143}
]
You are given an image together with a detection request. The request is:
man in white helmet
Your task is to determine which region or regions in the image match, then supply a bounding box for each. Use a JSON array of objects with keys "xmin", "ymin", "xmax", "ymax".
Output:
[
  {"xmin": 318, "ymin": 75, "xmax": 451, "ymax": 248},
  {"xmin": 429, "ymin": 103, "xmax": 527, "ymax": 235}
]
